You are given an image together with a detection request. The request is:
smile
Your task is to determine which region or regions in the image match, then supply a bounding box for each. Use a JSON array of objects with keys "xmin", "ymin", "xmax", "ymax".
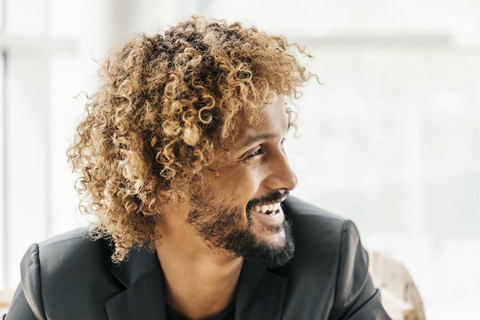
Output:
[
  {"xmin": 252, "ymin": 196, "xmax": 287, "ymax": 216},
  {"xmin": 253, "ymin": 202, "xmax": 281, "ymax": 216}
]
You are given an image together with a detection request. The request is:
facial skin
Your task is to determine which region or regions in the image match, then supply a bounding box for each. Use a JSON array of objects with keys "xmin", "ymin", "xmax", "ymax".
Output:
[{"xmin": 186, "ymin": 96, "xmax": 298, "ymax": 267}]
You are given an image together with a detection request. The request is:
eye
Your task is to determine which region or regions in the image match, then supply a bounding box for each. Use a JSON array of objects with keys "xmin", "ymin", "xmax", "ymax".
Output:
[{"xmin": 245, "ymin": 147, "xmax": 264, "ymax": 160}]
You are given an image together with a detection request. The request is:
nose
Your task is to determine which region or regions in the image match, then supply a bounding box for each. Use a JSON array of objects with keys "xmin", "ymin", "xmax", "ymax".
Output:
[{"xmin": 264, "ymin": 151, "xmax": 298, "ymax": 192}]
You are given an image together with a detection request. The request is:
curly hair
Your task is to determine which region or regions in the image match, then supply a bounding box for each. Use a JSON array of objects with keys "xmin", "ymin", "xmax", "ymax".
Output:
[{"xmin": 67, "ymin": 16, "xmax": 312, "ymax": 263}]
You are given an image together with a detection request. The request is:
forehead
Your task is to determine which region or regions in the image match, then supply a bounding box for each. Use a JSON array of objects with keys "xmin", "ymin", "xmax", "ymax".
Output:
[{"xmin": 227, "ymin": 96, "xmax": 289, "ymax": 149}]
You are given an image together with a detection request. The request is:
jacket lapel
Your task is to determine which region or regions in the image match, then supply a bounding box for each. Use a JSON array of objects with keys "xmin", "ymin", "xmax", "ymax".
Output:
[
  {"xmin": 234, "ymin": 259, "xmax": 288, "ymax": 320},
  {"xmin": 103, "ymin": 249, "xmax": 288, "ymax": 320},
  {"xmin": 104, "ymin": 248, "xmax": 166, "ymax": 320}
]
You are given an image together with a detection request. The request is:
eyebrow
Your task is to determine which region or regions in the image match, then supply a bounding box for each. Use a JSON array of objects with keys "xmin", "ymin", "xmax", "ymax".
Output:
[
  {"xmin": 240, "ymin": 133, "xmax": 279, "ymax": 150},
  {"xmin": 239, "ymin": 118, "xmax": 291, "ymax": 150}
]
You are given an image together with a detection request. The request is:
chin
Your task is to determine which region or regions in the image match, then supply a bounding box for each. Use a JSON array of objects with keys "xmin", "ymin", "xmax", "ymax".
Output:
[
  {"xmin": 257, "ymin": 230, "xmax": 286, "ymax": 249},
  {"xmin": 244, "ymin": 220, "xmax": 295, "ymax": 268}
]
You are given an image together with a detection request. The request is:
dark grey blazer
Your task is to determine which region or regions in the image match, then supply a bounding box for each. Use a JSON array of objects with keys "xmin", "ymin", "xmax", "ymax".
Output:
[{"xmin": 5, "ymin": 197, "xmax": 391, "ymax": 319}]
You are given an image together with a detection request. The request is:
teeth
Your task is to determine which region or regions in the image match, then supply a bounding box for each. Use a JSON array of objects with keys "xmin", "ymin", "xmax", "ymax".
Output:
[{"xmin": 253, "ymin": 202, "xmax": 282, "ymax": 214}]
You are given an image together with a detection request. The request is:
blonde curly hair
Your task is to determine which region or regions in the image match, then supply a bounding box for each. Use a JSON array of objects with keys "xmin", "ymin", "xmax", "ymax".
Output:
[{"xmin": 67, "ymin": 16, "xmax": 312, "ymax": 263}]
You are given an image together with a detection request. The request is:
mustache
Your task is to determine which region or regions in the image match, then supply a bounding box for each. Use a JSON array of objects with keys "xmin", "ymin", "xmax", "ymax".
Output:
[{"xmin": 246, "ymin": 191, "xmax": 289, "ymax": 213}]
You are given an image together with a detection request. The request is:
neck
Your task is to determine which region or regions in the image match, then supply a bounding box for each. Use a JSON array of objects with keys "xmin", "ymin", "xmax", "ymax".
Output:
[{"xmin": 155, "ymin": 207, "xmax": 243, "ymax": 320}]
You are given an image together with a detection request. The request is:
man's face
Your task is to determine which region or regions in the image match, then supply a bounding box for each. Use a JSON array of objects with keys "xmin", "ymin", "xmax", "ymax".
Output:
[{"xmin": 187, "ymin": 97, "xmax": 298, "ymax": 268}]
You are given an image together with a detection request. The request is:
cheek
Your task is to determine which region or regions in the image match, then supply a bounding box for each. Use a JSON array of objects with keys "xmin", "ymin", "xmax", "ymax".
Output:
[
  {"xmin": 234, "ymin": 171, "xmax": 263, "ymax": 203},
  {"xmin": 218, "ymin": 169, "xmax": 261, "ymax": 201}
]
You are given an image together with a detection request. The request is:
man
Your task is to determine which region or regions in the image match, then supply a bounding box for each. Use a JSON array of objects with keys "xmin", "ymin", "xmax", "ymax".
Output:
[{"xmin": 5, "ymin": 17, "xmax": 390, "ymax": 319}]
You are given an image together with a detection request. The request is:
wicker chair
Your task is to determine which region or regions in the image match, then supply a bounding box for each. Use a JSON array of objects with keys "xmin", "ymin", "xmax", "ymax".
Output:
[{"xmin": 369, "ymin": 251, "xmax": 426, "ymax": 320}]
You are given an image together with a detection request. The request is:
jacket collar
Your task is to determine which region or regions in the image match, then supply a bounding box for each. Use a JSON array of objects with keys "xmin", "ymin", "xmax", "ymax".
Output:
[
  {"xmin": 105, "ymin": 248, "xmax": 166, "ymax": 319},
  {"xmin": 104, "ymin": 249, "xmax": 288, "ymax": 320}
]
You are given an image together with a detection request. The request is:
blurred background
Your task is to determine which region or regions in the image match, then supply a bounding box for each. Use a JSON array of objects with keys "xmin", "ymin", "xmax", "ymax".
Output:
[{"xmin": 1, "ymin": 0, "xmax": 479, "ymax": 318}]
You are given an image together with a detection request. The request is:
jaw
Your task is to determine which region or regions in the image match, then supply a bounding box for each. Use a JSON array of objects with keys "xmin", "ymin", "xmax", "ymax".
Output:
[{"xmin": 248, "ymin": 207, "xmax": 287, "ymax": 249}]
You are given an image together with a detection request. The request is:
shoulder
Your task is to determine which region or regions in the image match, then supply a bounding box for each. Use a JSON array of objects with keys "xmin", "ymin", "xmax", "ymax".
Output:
[
  {"xmin": 283, "ymin": 196, "xmax": 356, "ymax": 256},
  {"xmin": 26, "ymin": 227, "xmax": 114, "ymax": 282},
  {"xmin": 36, "ymin": 227, "xmax": 111, "ymax": 266},
  {"xmin": 280, "ymin": 196, "xmax": 389, "ymax": 319},
  {"xmin": 19, "ymin": 228, "xmax": 122, "ymax": 319},
  {"xmin": 281, "ymin": 196, "xmax": 362, "ymax": 285},
  {"xmin": 282, "ymin": 196, "xmax": 367, "ymax": 281},
  {"xmin": 283, "ymin": 195, "xmax": 347, "ymax": 230},
  {"xmin": 281, "ymin": 196, "xmax": 352, "ymax": 296}
]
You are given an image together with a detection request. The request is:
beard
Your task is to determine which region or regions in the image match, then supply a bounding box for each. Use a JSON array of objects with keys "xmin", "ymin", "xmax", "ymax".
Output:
[{"xmin": 187, "ymin": 187, "xmax": 295, "ymax": 268}]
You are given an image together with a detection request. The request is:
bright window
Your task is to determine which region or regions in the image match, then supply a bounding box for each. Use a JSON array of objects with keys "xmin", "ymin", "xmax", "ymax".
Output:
[
  {"xmin": 0, "ymin": 0, "xmax": 6, "ymax": 294},
  {"xmin": 0, "ymin": 0, "xmax": 80, "ymax": 301},
  {"xmin": 0, "ymin": 52, "xmax": 5, "ymax": 293}
]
